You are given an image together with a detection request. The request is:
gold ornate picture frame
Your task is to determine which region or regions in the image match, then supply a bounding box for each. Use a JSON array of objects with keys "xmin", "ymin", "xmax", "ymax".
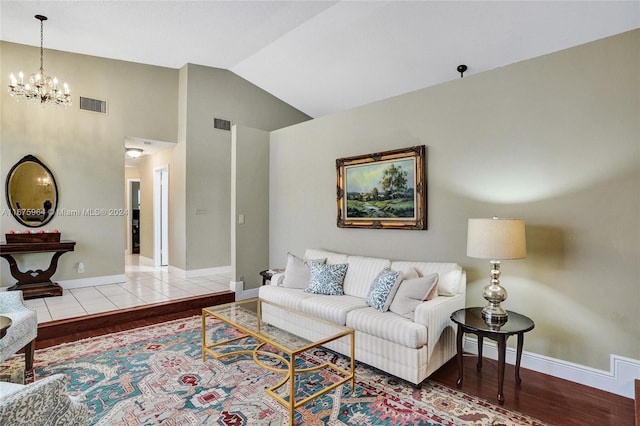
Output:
[{"xmin": 336, "ymin": 145, "xmax": 427, "ymax": 230}]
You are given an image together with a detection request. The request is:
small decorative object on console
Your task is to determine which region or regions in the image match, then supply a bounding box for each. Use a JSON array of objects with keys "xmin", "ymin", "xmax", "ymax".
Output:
[{"xmin": 5, "ymin": 229, "xmax": 61, "ymax": 243}]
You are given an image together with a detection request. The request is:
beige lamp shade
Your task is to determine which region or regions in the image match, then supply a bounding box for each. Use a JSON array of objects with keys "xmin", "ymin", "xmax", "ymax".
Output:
[{"xmin": 467, "ymin": 218, "xmax": 527, "ymax": 260}]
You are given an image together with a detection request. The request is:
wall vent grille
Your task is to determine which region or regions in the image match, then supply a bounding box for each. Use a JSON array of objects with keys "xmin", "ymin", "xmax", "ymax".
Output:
[
  {"xmin": 213, "ymin": 117, "xmax": 231, "ymax": 131},
  {"xmin": 79, "ymin": 97, "xmax": 107, "ymax": 114}
]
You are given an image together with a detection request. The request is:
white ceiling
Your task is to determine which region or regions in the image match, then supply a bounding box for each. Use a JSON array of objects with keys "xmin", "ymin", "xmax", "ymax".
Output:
[{"xmin": 1, "ymin": 1, "xmax": 639, "ymax": 118}]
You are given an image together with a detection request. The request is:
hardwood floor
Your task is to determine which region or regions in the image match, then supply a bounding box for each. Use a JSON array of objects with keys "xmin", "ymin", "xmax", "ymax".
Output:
[
  {"xmin": 430, "ymin": 354, "xmax": 634, "ymax": 425},
  {"xmin": 34, "ymin": 297, "xmax": 635, "ymax": 426}
]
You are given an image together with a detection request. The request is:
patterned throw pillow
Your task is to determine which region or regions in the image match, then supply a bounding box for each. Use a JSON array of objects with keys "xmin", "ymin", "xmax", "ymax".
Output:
[
  {"xmin": 366, "ymin": 268, "xmax": 402, "ymax": 312},
  {"xmin": 304, "ymin": 261, "xmax": 348, "ymax": 295}
]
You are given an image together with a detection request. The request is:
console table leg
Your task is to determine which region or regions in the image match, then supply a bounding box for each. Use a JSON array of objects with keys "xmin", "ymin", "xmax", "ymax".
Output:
[{"xmin": 1, "ymin": 249, "xmax": 71, "ymax": 299}]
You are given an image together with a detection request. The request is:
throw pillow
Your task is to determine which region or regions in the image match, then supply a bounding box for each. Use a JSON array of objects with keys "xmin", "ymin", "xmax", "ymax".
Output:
[
  {"xmin": 389, "ymin": 273, "xmax": 439, "ymax": 319},
  {"xmin": 366, "ymin": 268, "xmax": 402, "ymax": 312},
  {"xmin": 393, "ymin": 265, "xmax": 420, "ymax": 281},
  {"xmin": 282, "ymin": 253, "xmax": 314, "ymax": 289},
  {"xmin": 304, "ymin": 261, "xmax": 349, "ymax": 295}
]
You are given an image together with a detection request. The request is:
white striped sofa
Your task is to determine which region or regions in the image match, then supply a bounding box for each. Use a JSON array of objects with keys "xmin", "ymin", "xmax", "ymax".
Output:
[{"xmin": 258, "ymin": 248, "xmax": 466, "ymax": 385}]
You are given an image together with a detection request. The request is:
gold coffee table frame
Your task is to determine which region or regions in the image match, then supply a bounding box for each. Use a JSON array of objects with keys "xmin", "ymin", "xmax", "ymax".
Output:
[{"xmin": 202, "ymin": 298, "xmax": 355, "ymax": 425}]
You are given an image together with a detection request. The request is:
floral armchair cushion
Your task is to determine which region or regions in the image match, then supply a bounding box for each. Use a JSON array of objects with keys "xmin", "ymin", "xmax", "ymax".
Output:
[{"xmin": 0, "ymin": 374, "xmax": 88, "ymax": 426}]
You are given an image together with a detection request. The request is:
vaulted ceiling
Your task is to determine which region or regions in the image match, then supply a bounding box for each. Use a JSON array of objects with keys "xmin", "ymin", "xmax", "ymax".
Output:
[{"xmin": 2, "ymin": 1, "xmax": 638, "ymax": 118}]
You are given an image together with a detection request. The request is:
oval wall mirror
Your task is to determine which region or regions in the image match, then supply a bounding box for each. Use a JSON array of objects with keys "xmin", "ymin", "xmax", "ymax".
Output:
[{"xmin": 5, "ymin": 155, "xmax": 58, "ymax": 228}]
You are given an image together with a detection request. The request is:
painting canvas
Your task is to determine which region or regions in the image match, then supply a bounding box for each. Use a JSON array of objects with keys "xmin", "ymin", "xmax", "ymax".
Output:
[{"xmin": 336, "ymin": 146, "xmax": 426, "ymax": 230}]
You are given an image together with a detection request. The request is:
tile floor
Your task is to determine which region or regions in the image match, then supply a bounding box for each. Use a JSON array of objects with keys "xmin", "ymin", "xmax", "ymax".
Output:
[{"xmin": 24, "ymin": 255, "xmax": 232, "ymax": 324}]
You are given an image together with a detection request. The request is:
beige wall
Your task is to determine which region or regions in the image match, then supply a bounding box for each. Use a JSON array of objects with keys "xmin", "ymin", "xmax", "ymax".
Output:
[
  {"xmin": 1, "ymin": 43, "xmax": 308, "ymax": 281},
  {"xmin": 176, "ymin": 64, "xmax": 309, "ymax": 271},
  {"xmin": 269, "ymin": 30, "xmax": 640, "ymax": 370},
  {"xmin": 1, "ymin": 41, "xmax": 178, "ymax": 282},
  {"xmin": 137, "ymin": 63, "xmax": 311, "ymax": 271},
  {"xmin": 232, "ymin": 125, "xmax": 270, "ymax": 288}
]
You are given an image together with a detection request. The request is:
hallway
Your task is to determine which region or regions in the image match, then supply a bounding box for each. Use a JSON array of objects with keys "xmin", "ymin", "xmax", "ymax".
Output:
[{"xmin": 24, "ymin": 255, "xmax": 231, "ymax": 323}]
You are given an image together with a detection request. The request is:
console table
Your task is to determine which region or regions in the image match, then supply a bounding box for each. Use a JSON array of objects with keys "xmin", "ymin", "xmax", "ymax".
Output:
[{"xmin": 0, "ymin": 240, "xmax": 76, "ymax": 299}]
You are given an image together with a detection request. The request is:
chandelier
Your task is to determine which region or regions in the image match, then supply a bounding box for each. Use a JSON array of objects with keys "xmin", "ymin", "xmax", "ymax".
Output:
[{"xmin": 8, "ymin": 15, "xmax": 71, "ymax": 107}]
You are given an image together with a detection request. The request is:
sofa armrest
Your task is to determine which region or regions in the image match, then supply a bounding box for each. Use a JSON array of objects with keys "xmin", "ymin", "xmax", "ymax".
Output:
[
  {"xmin": 270, "ymin": 272, "xmax": 285, "ymax": 286},
  {"xmin": 414, "ymin": 294, "xmax": 466, "ymax": 360}
]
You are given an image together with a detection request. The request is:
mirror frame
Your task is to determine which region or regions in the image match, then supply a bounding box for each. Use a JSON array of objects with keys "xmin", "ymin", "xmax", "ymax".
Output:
[{"xmin": 5, "ymin": 154, "xmax": 59, "ymax": 228}]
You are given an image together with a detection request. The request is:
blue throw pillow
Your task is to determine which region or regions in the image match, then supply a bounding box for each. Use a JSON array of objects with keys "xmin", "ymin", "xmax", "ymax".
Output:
[
  {"xmin": 304, "ymin": 261, "xmax": 348, "ymax": 295},
  {"xmin": 366, "ymin": 268, "xmax": 402, "ymax": 312}
]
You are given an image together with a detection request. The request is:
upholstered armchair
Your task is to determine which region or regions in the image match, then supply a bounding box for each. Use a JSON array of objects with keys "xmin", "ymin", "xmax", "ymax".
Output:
[
  {"xmin": 0, "ymin": 291, "xmax": 37, "ymax": 370},
  {"xmin": 0, "ymin": 374, "xmax": 88, "ymax": 425}
]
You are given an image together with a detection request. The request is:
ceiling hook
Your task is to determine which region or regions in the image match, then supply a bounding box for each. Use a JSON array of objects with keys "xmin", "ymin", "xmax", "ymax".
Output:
[{"xmin": 457, "ymin": 64, "xmax": 468, "ymax": 78}]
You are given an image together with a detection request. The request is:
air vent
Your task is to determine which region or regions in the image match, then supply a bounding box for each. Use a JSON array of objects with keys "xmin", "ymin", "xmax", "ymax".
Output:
[
  {"xmin": 79, "ymin": 96, "xmax": 107, "ymax": 114},
  {"xmin": 213, "ymin": 117, "xmax": 231, "ymax": 131}
]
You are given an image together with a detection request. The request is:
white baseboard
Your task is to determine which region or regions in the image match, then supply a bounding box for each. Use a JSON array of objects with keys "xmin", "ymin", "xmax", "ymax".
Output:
[
  {"xmin": 169, "ymin": 265, "xmax": 232, "ymax": 279},
  {"xmin": 230, "ymin": 280, "xmax": 259, "ymax": 300},
  {"xmin": 57, "ymin": 274, "xmax": 127, "ymax": 289},
  {"xmin": 464, "ymin": 336, "xmax": 640, "ymax": 399}
]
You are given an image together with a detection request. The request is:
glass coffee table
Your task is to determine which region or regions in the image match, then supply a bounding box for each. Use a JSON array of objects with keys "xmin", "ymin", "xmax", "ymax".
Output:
[{"xmin": 202, "ymin": 298, "xmax": 355, "ymax": 425}]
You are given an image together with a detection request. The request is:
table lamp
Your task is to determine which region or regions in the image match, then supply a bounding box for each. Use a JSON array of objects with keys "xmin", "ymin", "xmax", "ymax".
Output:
[{"xmin": 467, "ymin": 217, "xmax": 526, "ymax": 323}]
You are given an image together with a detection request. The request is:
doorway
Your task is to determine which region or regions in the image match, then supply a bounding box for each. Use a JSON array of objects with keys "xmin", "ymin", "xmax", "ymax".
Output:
[
  {"xmin": 126, "ymin": 179, "xmax": 141, "ymax": 254},
  {"xmin": 154, "ymin": 166, "xmax": 169, "ymax": 267},
  {"xmin": 130, "ymin": 180, "xmax": 140, "ymax": 254}
]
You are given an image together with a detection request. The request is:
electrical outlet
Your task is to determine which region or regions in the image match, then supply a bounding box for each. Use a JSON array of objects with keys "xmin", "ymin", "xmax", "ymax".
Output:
[{"xmin": 77, "ymin": 262, "xmax": 85, "ymax": 273}]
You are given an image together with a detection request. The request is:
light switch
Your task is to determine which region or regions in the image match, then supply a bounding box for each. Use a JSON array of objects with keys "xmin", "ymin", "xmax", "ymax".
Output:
[{"xmin": 238, "ymin": 214, "xmax": 245, "ymax": 224}]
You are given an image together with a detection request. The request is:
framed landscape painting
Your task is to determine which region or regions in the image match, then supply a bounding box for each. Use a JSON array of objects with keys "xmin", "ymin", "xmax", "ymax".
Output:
[{"xmin": 336, "ymin": 145, "xmax": 427, "ymax": 230}]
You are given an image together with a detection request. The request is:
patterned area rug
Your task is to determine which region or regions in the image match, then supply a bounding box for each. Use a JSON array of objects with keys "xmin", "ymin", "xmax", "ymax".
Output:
[{"xmin": 0, "ymin": 315, "xmax": 548, "ymax": 425}]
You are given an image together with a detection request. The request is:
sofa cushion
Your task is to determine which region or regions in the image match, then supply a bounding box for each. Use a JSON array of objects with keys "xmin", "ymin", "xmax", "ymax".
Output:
[
  {"xmin": 258, "ymin": 285, "xmax": 314, "ymax": 310},
  {"xmin": 343, "ymin": 255, "xmax": 391, "ymax": 298},
  {"xmin": 391, "ymin": 261, "xmax": 462, "ymax": 296},
  {"xmin": 304, "ymin": 248, "xmax": 348, "ymax": 265},
  {"xmin": 366, "ymin": 268, "xmax": 402, "ymax": 312},
  {"xmin": 389, "ymin": 274, "xmax": 439, "ymax": 319},
  {"xmin": 304, "ymin": 262, "xmax": 348, "ymax": 295},
  {"xmin": 346, "ymin": 308, "xmax": 428, "ymax": 349},
  {"xmin": 298, "ymin": 295, "xmax": 368, "ymax": 325}
]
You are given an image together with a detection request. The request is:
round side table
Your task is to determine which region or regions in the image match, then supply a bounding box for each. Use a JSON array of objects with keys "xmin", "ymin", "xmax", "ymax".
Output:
[
  {"xmin": 259, "ymin": 269, "xmax": 284, "ymax": 286},
  {"xmin": 450, "ymin": 307, "xmax": 534, "ymax": 405}
]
